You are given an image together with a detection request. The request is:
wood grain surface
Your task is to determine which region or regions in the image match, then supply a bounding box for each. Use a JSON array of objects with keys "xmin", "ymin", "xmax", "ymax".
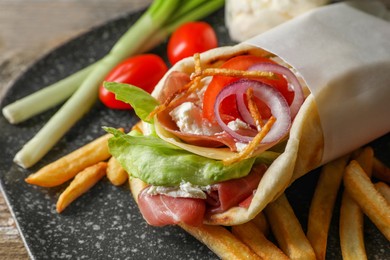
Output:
[{"xmin": 0, "ymin": 1, "xmax": 150, "ymax": 259}]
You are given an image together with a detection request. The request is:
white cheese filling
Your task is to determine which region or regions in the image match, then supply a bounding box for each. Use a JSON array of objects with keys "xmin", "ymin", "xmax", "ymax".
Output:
[
  {"xmin": 169, "ymin": 102, "xmax": 221, "ymax": 136},
  {"xmin": 147, "ymin": 182, "xmax": 211, "ymax": 199},
  {"xmin": 225, "ymin": 0, "xmax": 329, "ymax": 42}
]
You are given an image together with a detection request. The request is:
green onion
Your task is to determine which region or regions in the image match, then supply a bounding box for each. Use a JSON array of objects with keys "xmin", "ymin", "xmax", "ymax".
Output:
[
  {"xmin": 138, "ymin": 0, "xmax": 225, "ymax": 53},
  {"xmin": 11, "ymin": 0, "xmax": 224, "ymax": 168},
  {"xmin": 2, "ymin": 63, "xmax": 96, "ymax": 124}
]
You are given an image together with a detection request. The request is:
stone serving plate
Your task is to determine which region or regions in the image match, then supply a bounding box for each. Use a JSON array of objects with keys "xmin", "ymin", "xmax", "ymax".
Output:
[{"xmin": 0, "ymin": 8, "xmax": 389, "ymax": 260}]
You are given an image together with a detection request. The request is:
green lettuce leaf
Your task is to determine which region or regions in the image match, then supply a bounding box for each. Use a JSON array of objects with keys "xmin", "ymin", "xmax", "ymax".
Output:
[
  {"xmin": 104, "ymin": 82, "xmax": 158, "ymax": 123},
  {"xmin": 106, "ymin": 129, "xmax": 257, "ymax": 186}
]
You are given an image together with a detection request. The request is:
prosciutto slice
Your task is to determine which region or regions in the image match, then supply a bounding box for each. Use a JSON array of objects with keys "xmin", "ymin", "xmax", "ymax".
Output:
[
  {"xmin": 155, "ymin": 71, "xmax": 191, "ymax": 103},
  {"xmin": 206, "ymin": 164, "xmax": 267, "ymax": 214},
  {"xmin": 138, "ymin": 187, "xmax": 206, "ymax": 227},
  {"xmin": 156, "ymin": 71, "xmax": 239, "ymax": 150},
  {"xmin": 157, "ymin": 108, "xmax": 238, "ymax": 149},
  {"xmin": 137, "ymin": 164, "xmax": 267, "ymax": 227}
]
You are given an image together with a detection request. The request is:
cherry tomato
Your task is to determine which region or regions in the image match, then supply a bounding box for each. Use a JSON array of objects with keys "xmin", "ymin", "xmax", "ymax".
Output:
[
  {"xmin": 167, "ymin": 21, "xmax": 218, "ymax": 65},
  {"xmin": 203, "ymin": 55, "xmax": 293, "ymax": 121},
  {"xmin": 99, "ymin": 54, "xmax": 168, "ymax": 109}
]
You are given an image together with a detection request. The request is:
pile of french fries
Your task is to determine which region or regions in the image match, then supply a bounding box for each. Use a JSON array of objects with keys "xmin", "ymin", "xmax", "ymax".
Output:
[
  {"xmin": 25, "ymin": 132, "xmax": 390, "ymax": 259},
  {"xmin": 25, "ymin": 129, "xmax": 128, "ymax": 213}
]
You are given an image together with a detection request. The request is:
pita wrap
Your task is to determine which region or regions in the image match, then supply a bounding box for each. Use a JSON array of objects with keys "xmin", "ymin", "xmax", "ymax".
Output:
[
  {"xmin": 127, "ymin": 43, "xmax": 322, "ymax": 225},
  {"xmin": 124, "ymin": 2, "xmax": 390, "ymax": 226}
]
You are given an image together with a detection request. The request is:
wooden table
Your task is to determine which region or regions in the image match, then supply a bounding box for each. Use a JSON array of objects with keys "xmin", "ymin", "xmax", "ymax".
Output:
[{"xmin": 0, "ymin": 1, "xmax": 150, "ymax": 259}]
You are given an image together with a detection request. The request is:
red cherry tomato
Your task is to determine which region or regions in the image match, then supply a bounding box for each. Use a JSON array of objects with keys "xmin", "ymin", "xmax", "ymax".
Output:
[
  {"xmin": 99, "ymin": 54, "xmax": 168, "ymax": 109},
  {"xmin": 203, "ymin": 55, "xmax": 293, "ymax": 121},
  {"xmin": 167, "ymin": 21, "xmax": 218, "ymax": 65}
]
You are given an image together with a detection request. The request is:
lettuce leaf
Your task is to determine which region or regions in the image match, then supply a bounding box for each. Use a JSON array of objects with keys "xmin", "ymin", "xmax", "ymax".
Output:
[
  {"xmin": 104, "ymin": 82, "xmax": 158, "ymax": 123},
  {"xmin": 105, "ymin": 128, "xmax": 257, "ymax": 186}
]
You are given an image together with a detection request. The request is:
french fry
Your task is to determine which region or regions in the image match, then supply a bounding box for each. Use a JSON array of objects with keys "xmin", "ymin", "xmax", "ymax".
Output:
[
  {"xmin": 56, "ymin": 162, "xmax": 107, "ymax": 213},
  {"xmin": 180, "ymin": 223, "xmax": 261, "ymax": 260},
  {"xmin": 339, "ymin": 191, "xmax": 367, "ymax": 260},
  {"xmin": 265, "ymin": 194, "xmax": 316, "ymax": 260},
  {"xmin": 307, "ymin": 155, "xmax": 349, "ymax": 260},
  {"xmin": 353, "ymin": 147, "xmax": 374, "ymax": 177},
  {"xmin": 338, "ymin": 147, "xmax": 374, "ymax": 260},
  {"xmin": 131, "ymin": 121, "xmax": 143, "ymax": 133},
  {"xmin": 107, "ymin": 156, "xmax": 128, "ymax": 186},
  {"xmin": 343, "ymin": 160, "xmax": 390, "ymax": 240},
  {"xmin": 372, "ymin": 157, "xmax": 390, "ymax": 184},
  {"xmin": 232, "ymin": 221, "xmax": 289, "ymax": 260},
  {"xmin": 251, "ymin": 212, "xmax": 269, "ymax": 235},
  {"xmin": 25, "ymin": 130, "xmax": 122, "ymax": 187},
  {"xmin": 374, "ymin": 182, "xmax": 390, "ymax": 202}
]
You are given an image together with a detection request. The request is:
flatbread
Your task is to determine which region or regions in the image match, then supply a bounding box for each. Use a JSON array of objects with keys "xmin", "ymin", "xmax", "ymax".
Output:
[{"xmin": 128, "ymin": 43, "xmax": 324, "ymax": 226}]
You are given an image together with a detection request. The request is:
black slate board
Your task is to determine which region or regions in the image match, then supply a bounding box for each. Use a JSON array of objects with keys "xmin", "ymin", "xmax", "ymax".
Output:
[{"xmin": 0, "ymin": 7, "xmax": 389, "ymax": 260}]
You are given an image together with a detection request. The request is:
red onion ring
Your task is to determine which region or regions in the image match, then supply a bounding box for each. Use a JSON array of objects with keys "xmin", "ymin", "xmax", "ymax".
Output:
[
  {"xmin": 248, "ymin": 62, "xmax": 304, "ymax": 119},
  {"xmin": 235, "ymin": 85, "xmax": 258, "ymax": 127},
  {"xmin": 214, "ymin": 79, "xmax": 291, "ymax": 143}
]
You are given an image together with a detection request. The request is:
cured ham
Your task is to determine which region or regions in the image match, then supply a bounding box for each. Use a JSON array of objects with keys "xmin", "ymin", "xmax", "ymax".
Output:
[
  {"xmin": 138, "ymin": 187, "xmax": 206, "ymax": 227},
  {"xmin": 206, "ymin": 164, "xmax": 267, "ymax": 214},
  {"xmin": 155, "ymin": 71, "xmax": 191, "ymax": 103},
  {"xmin": 157, "ymin": 108, "xmax": 238, "ymax": 149},
  {"xmin": 156, "ymin": 71, "xmax": 240, "ymax": 150},
  {"xmin": 137, "ymin": 163, "xmax": 267, "ymax": 226}
]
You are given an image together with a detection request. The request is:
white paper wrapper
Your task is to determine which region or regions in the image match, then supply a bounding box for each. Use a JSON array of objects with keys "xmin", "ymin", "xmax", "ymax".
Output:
[{"xmin": 245, "ymin": 2, "xmax": 390, "ymax": 163}]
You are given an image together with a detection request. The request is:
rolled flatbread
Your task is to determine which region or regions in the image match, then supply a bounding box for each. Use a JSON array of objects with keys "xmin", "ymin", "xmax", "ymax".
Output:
[{"xmin": 124, "ymin": 2, "xmax": 389, "ymax": 226}]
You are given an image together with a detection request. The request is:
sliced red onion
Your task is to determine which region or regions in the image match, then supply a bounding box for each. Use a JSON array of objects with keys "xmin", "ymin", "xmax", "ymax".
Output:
[
  {"xmin": 214, "ymin": 79, "xmax": 291, "ymax": 143},
  {"xmin": 248, "ymin": 62, "xmax": 304, "ymax": 119},
  {"xmin": 235, "ymin": 86, "xmax": 256, "ymax": 127}
]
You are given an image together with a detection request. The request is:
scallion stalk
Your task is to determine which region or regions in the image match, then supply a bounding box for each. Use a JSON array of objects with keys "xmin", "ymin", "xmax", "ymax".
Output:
[
  {"xmin": 14, "ymin": 0, "xmax": 180, "ymax": 168},
  {"xmin": 137, "ymin": 0, "xmax": 225, "ymax": 53},
  {"xmin": 11, "ymin": 0, "xmax": 225, "ymax": 168},
  {"xmin": 2, "ymin": 62, "xmax": 96, "ymax": 124}
]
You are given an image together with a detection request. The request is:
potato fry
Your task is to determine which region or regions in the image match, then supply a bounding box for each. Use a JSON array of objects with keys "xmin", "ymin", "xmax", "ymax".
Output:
[
  {"xmin": 251, "ymin": 212, "xmax": 269, "ymax": 235},
  {"xmin": 353, "ymin": 146, "xmax": 374, "ymax": 177},
  {"xmin": 343, "ymin": 160, "xmax": 390, "ymax": 240},
  {"xmin": 372, "ymin": 157, "xmax": 390, "ymax": 184},
  {"xmin": 232, "ymin": 221, "xmax": 289, "ymax": 260},
  {"xmin": 25, "ymin": 130, "xmax": 121, "ymax": 187},
  {"xmin": 56, "ymin": 162, "xmax": 107, "ymax": 213},
  {"xmin": 307, "ymin": 155, "xmax": 349, "ymax": 260},
  {"xmin": 131, "ymin": 121, "xmax": 143, "ymax": 133},
  {"xmin": 265, "ymin": 194, "xmax": 316, "ymax": 260},
  {"xmin": 180, "ymin": 223, "xmax": 261, "ymax": 260},
  {"xmin": 374, "ymin": 182, "xmax": 390, "ymax": 202},
  {"xmin": 107, "ymin": 156, "xmax": 128, "ymax": 186},
  {"xmin": 338, "ymin": 147, "xmax": 374, "ymax": 260},
  {"xmin": 339, "ymin": 191, "xmax": 367, "ymax": 260}
]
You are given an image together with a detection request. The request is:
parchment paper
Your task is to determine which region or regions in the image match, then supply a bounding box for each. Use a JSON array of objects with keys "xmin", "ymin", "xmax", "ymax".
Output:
[{"xmin": 245, "ymin": 2, "xmax": 390, "ymax": 163}]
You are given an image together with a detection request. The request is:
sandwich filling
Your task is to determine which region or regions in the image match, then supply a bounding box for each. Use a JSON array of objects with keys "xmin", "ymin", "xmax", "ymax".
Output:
[{"xmin": 104, "ymin": 52, "xmax": 305, "ymax": 226}]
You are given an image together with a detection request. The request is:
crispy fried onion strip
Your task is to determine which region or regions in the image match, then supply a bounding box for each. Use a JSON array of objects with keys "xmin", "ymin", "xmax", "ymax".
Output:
[
  {"xmin": 246, "ymin": 88, "xmax": 264, "ymax": 130},
  {"xmin": 223, "ymin": 116, "xmax": 276, "ymax": 165},
  {"xmin": 147, "ymin": 53, "xmax": 275, "ymax": 120}
]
